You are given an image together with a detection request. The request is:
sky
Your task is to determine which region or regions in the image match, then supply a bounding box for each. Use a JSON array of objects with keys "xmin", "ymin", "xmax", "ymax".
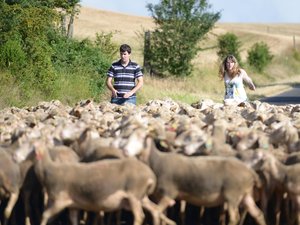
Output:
[{"xmin": 80, "ymin": 0, "xmax": 300, "ymax": 23}]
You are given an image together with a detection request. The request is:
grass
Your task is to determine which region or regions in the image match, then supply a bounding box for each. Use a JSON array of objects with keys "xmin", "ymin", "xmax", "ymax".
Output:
[
  {"xmin": 54, "ymin": 72, "xmax": 94, "ymax": 105},
  {"xmin": 136, "ymin": 48, "xmax": 300, "ymax": 106},
  {"xmin": 1, "ymin": 7, "xmax": 300, "ymax": 108},
  {"xmin": 39, "ymin": 7, "xmax": 300, "ymax": 104},
  {"xmin": 0, "ymin": 71, "xmax": 45, "ymax": 108}
]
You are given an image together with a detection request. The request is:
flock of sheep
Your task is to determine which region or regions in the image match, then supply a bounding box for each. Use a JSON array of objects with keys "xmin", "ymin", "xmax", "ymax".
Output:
[{"xmin": 1, "ymin": 98, "xmax": 300, "ymax": 225}]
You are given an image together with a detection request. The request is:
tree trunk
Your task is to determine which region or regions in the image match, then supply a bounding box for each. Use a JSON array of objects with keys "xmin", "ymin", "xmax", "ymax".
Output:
[
  {"xmin": 61, "ymin": 14, "xmax": 67, "ymax": 36},
  {"xmin": 67, "ymin": 9, "xmax": 75, "ymax": 38}
]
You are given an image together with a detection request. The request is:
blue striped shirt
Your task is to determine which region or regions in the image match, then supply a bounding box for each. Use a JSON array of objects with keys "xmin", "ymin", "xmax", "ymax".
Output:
[{"xmin": 107, "ymin": 60, "xmax": 143, "ymax": 96}]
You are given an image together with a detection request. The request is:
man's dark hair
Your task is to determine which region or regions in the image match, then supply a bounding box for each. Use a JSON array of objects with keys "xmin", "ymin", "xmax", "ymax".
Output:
[{"xmin": 120, "ymin": 44, "xmax": 131, "ymax": 54}]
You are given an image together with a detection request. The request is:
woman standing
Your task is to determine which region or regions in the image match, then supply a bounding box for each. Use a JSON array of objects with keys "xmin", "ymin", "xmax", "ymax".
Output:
[{"xmin": 219, "ymin": 55, "xmax": 256, "ymax": 106}]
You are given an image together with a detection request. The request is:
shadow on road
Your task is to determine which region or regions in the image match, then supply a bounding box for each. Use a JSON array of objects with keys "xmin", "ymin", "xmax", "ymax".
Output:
[
  {"xmin": 257, "ymin": 81, "xmax": 300, "ymax": 105},
  {"xmin": 260, "ymin": 96, "xmax": 300, "ymax": 104},
  {"xmin": 257, "ymin": 81, "xmax": 300, "ymax": 89}
]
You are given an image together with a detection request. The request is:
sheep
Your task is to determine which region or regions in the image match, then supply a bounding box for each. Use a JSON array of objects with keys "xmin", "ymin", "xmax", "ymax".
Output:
[
  {"xmin": 241, "ymin": 149, "xmax": 300, "ymax": 225},
  {"xmin": 236, "ymin": 130, "xmax": 260, "ymax": 151},
  {"xmin": 122, "ymin": 129, "xmax": 266, "ymax": 225},
  {"xmin": 269, "ymin": 121, "xmax": 299, "ymax": 149},
  {"xmin": 0, "ymin": 148, "xmax": 21, "ymax": 225},
  {"xmin": 69, "ymin": 128, "xmax": 126, "ymax": 225},
  {"xmin": 13, "ymin": 140, "xmax": 169, "ymax": 225},
  {"xmin": 71, "ymin": 127, "xmax": 124, "ymax": 162},
  {"xmin": 285, "ymin": 151, "xmax": 300, "ymax": 165},
  {"xmin": 3, "ymin": 98, "xmax": 300, "ymax": 225},
  {"xmin": 12, "ymin": 142, "xmax": 81, "ymax": 225},
  {"xmin": 48, "ymin": 145, "xmax": 80, "ymax": 163},
  {"xmin": 205, "ymin": 119, "xmax": 235, "ymax": 156}
]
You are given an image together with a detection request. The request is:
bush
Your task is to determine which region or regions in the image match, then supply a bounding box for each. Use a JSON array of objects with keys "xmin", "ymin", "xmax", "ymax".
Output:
[
  {"xmin": 247, "ymin": 42, "xmax": 273, "ymax": 72},
  {"xmin": 0, "ymin": 39, "xmax": 26, "ymax": 71},
  {"xmin": 0, "ymin": 1, "xmax": 117, "ymax": 107},
  {"xmin": 95, "ymin": 31, "xmax": 118, "ymax": 59},
  {"xmin": 217, "ymin": 33, "xmax": 242, "ymax": 63},
  {"xmin": 50, "ymin": 35, "xmax": 112, "ymax": 97},
  {"xmin": 293, "ymin": 49, "xmax": 300, "ymax": 61}
]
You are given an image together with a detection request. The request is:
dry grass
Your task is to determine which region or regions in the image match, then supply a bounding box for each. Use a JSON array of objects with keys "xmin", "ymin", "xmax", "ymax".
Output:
[
  {"xmin": 74, "ymin": 7, "xmax": 300, "ymax": 64},
  {"xmin": 74, "ymin": 7, "xmax": 300, "ymax": 104},
  {"xmin": 74, "ymin": 7, "xmax": 155, "ymax": 64}
]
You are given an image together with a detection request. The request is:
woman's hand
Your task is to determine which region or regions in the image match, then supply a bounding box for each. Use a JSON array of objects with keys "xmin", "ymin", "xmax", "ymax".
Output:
[{"xmin": 249, "ymin": 83, "xmax": 256, "ymax": 90}]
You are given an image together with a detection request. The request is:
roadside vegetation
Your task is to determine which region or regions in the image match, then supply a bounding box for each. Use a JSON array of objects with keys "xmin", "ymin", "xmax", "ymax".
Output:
[
  {"xmin": 0, "ymin": 0, "xmax": 116, "ymax": 108},
  {"xmin": 139, "ymin": 50, "xmax": 300, "ymax": 105},
  {"xmin": 0, "ymin": 0, "xmax": 300, "ymax": 108}
]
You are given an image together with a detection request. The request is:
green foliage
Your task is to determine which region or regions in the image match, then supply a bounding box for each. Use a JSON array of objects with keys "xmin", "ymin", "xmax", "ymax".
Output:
[
  {"xmin": 293, "ymin": 49, "xmax": 300, "ymax": 61},
  {"xmin": 0, "ymin": 2, "xmax": 59, "ymax": 98},
  {"xmin": 217, "ymin": 33, "xmax": 242, "ymax": 63},
  {"xmin": 0, "ymin": 1, "xmax": 117, "ymax": 107},
  {"xmin": 50, "ymin": 35, "xmax": 112, "ymax": 97},
  {"xmin": 146, "ymin": 0, "xmax": 220, "ymax": 77},
  {"xmin": 247, "ymin": 42, "xmax": 273, "ymax": 72},
  {"xmin": 0, "ymin": 38, "xmax": 26, "ymax": 71},
  {"xmin": 94, "ymin": 31, "xmax": 119, "ymax": 59},
  {"xmin": 53, "ymin": 0, "xmax": 79, "ymax": 10}
]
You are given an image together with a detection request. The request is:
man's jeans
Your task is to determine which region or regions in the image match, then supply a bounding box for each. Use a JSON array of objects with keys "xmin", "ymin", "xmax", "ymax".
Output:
[{"xmin": 111, "ymin": 96, "xmax": 136, "ymax": 105}]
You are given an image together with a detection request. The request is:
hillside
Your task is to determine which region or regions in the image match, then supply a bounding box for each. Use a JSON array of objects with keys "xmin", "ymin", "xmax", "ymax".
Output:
[
  {"xmin": 74, "ymin": 7, "xmax": 300, "ymax": 103},
  {"xmin": 74, "ymin": 7, "xmax": 299, "ymax": 65},
  {"xmin": 74, "ymin": 7, "xmax": 155, "ymax": 64}
]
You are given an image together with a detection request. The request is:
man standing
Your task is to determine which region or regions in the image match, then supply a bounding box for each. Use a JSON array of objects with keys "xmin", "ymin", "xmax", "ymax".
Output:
[{"xmin": 106, "ymin": 44, "xmax": 143, "ymax": 105}]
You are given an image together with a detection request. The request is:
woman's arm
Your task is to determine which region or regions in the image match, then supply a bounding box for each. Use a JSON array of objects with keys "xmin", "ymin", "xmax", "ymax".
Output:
[{"xmin": 241, "ymin": 69, "xmax": 255, "ymax": 90}]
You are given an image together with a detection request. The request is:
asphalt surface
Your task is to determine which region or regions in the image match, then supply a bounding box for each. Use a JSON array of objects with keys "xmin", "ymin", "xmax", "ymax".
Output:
[{"xmin": 260, "ymin": 85, "xmax": 300, "ymax": 105}]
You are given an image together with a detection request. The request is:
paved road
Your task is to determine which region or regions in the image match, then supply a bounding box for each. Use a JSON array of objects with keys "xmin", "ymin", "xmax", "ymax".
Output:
[{"xmin": 260, "ymin": 85, "xmax": 300, "ymax": 105}]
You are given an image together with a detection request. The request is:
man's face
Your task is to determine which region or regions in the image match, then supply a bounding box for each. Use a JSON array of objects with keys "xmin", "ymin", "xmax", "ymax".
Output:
[{"xmin": 120, "ymin": 51, "xmax": 130, "ymax": 64}]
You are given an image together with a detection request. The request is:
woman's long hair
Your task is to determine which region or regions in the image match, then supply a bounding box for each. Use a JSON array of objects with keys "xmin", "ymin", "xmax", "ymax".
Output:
[{"xmin": 218, "ymin": 55, "xmax": 241, "ymax": 79}]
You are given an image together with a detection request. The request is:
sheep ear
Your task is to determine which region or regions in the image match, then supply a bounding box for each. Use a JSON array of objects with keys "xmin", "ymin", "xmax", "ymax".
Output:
[
  {"xmin": 78, "ymin": 128, "xmax": 89, "ymax": 143},
  {"xmin": 33, "ymin": 141, "xmax": 45, "ymax": 156},
  {"xmin": 145, "ymin": 136, "xmax": 152, "ymax": 148},
  {"xmin": 35, "ymin": 150, "xmax": 43, "ymax": 160},
  {"xmin": 256, "ymin": 150, "xmax": 267, "ymax": 161},
  {"xmin": 159, "ymin": 140, "xmax": 168, "ymax": 149},
  {"xmin": 138, "ymin": 136, "xmax": 152, "ymax": 162},
  {"xmin": 145, "ymin": 136, "xmax": 155, "ymax": 152}
]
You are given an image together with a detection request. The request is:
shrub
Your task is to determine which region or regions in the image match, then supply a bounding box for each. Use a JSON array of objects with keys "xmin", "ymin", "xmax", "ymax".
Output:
[
  {"xmin": 247, "ymin": 42, "xmax": 273, "ymax": 72},
  {"xmin": 50, "ymin": 34, "xmax": 112, "ymax": 97},
  {"xmin": 0, "ymin": 39, "xmax": 26, "ymax": 71},
  {"xmin": 217, "ymin": 33, "xmax": 242, "ymax": 63},
  {"xmin": 0, "ymin": 1, "xmax": 116, "ymax": 107},
  {"xmin": 94, "ymin": 31, "xmax": 118, "ymax": 59},
  {"xmin": 293, "ymin": 49, "xmax": 300, "ymax": 61}
]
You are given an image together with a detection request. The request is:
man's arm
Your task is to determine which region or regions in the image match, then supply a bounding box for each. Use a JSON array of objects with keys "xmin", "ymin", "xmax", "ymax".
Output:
[
  {"xmin": 124, "ymin": 76, "xmax": 144, "ymax": 98},
  {"xmin": 106, "ymin": 76, "xmax": 117, "ymax": 97}
]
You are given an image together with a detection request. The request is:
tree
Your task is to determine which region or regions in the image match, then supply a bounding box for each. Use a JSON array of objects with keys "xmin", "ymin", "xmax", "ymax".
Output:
[
  {"xmin": 4, "ymin": 0, "xmax": 81, "ymax": 38},
  {"xmin": 0, "ymin": 1, "xmax": 59, "ymax": 94},
  {"xmin": 53, "ymin": 0, "xmax": 81, "ymax": 38},
  {"xmin": 146, "ymin": 0, "xmax": 220, "ymax": 77},
  {"xmin": 217, "ymin": 32, "xmax": 242, "ymax": 63}
]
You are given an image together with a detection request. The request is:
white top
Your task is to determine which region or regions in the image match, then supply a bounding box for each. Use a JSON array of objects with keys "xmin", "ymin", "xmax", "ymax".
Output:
[{"xmin": 224, "ymin": 69, "xmax": 255, "ymax": 105}]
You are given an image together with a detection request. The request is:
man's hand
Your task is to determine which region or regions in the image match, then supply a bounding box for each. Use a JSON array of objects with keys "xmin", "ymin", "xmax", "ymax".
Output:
[
  {"xmin": 123, "ymin": 91, "xmax": 133, "ymax": 98},
  {"xmin": 112, "ymin": 90, "xmax": 118, "ymax": 98}
]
